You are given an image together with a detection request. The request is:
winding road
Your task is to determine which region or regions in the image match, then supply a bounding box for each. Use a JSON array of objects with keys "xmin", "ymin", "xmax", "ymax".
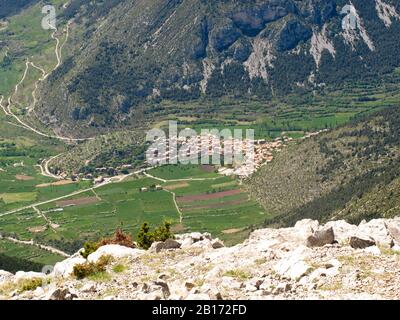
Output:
[
  {"xmin": 0, "ymin": 21, "xmax": 90, "ymax": 142},
  {"xmin": 0, "ymin": 235, "xmax": 70, "ymax": 258}
]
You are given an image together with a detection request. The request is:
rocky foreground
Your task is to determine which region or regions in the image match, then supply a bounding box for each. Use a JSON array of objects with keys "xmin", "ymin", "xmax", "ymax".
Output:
[{"xmin": 1, "ymin": 218, "xmax": 400, "ymax": 300}]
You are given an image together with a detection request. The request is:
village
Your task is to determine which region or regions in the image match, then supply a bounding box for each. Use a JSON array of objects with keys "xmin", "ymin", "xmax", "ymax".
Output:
[
  {"xmin": 146, "ymin": 132, "xmax": 295, "ymax": 178},
  {"xmin": 31, "ymin": 129, "xmax": 329, "ymax": 184}
]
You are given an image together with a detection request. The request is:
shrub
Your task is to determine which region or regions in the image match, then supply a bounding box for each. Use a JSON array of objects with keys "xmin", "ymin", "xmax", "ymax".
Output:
[
  {"xmin": 98, "ymin": 228, "xmax": 135, "ymax": 248},
  {"xmin": 19, "ymin": 278, "xmax": 43, "ymax": 292},
  {"xmin": 153, "ymin": 221, "xmax": 174, "ymax": 242},
  {"xmin": 73, "ymin": 256, "xmax": 111, "ymax": 280},
  {"xmin": 80, "ymin": 242, "xmax": 99, "ymax": 259},
  {"xmin": 112, "ymin": 264, "xmax": 127, "ymax": 273},
  {"xmin": 136, "ymin": 222, "xmax": 154, "ymax": 250},
  {"xmin": 136, "ymin": 221, "xmax": 175, "ymax": 250}
]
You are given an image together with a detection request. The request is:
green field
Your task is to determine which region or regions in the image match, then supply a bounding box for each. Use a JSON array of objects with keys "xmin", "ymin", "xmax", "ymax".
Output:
[
  {"xmin": 148, "ymin": 164, "xmax": 219, "ymax": 180},
  {"xmin": 0, "ymin": 165, "xmax": 271, "ymax": 267},
  {"xmin": 0, "ymin": 239, "xmax": 63, "ymax": 272}
]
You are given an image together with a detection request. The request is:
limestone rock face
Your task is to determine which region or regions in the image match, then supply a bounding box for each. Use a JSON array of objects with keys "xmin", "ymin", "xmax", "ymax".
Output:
[
  {"xmin": 0, "ymin": 270, "xmax": 13, "ymax": 283},
  {"xmin": 358, "ymin": 219, "xmax": 393, "ymax": 248},
  {"xmin": 53, "ymin": 253, "xmax": 86, "ymax": 278},
  {"xmin": 87, "ymin": 245, "xmax": 145, "ymax": 263},
  {"xmin": 14, "ymin": 271, "xmax": 46, "ymax": 282},
  {"xmin": 2, "ymin": 218, "xmax": 400, "ymax": 300},
  {"xmin": 274, "ymin": 247, "xmax": 312, "ymax": 280}
]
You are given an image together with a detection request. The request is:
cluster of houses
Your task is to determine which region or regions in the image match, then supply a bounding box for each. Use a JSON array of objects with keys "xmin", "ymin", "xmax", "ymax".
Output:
[
  {"xmin": 301, "ymin": 129, "xmax": 329, "ymax": 139},
  {"xmin": 218, "ymin": 136, "xmax": 294, "ymax": 178},
  {"xmin": 55, "ymin": 129, "xmax": 329, "ymax": 182},
  {"xmin": 140, "ymin": 184, "xmax": 163, "ymax": 192},
  {"xmin": 146, "ymin": 132, "xmax": 297, "ymax": 178}
]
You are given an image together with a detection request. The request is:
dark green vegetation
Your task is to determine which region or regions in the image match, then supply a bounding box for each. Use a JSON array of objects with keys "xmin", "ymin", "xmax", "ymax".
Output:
[
  {"xmin": 247, "ymin": 106, "xmax": 400, "ymax": 227},
  {"xmin": 73, "ymin": 255, "xmax": 110, "ymax": 280},
  {"xmin": 50, "ymin": 130, "xmax": 146, "ymax": 177},
  {"xmin": 136, "ymin": 221, "xmax": 174, "ymax": 250},
  {"xmin": 0, "ymin": 0, "xmax": 37, "ymax": 19},
  {"xmin": 0, "ymin": 239, "xmax": 62, "ymax": 273},
  {"xmin": 148, "ymin": 165, "xmax": 218, "ymax": 180}
]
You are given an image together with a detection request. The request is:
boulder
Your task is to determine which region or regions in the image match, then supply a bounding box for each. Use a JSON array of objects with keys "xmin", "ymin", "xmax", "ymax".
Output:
[
  {"xmin": 294, "ymin": 219, "xmax": 320, "ymax": 241},
  {"xmin": 153, "ymin": 280, "xmax": 170, "ymax": 299},
  {"xmin": 177, "ymin": 232, "xmax": 212, "ymax": 243},
  {"xmin": 294, "ymin": 219, "xmax": 319, "ymax": 232},
  {"xmin": 273, "ymin": 283, "xmax": 291, "ymax": 295},
  {"xmin": 53, "ymin": 253, "xmax": 86, "ymax": 278},
  {"xmin": 199, "ymin": 283, "xmax": 223, "ymax": 300},
  {"xmin": 150, "ymin": 239, "xmax": 181, "ymax": 253},
  {"xmin": 358, "ymin": 219, "xmax": 393, "ymax": 248},
  {"xmin": 87, "ymin": 245, "xmax": 144, "ymax": 263},
  {"xmin": 47, "ymin": 287, "xmax": 78, "ymax": 300},
  {"xmin": 190, "ymin": 239, "xmax": 213, "ymax": 250},
  {"xmin": 211, "ymin": 239, "xmax": 225, "ymax": 249},
  {"xmin": 274, "ymin": 247, "xmax": 312, "ymax": 280},
  {"xmin": 14, "ymin": 271, "xmax": 46, "ymax": 282},
  {"xmin": 364, "ymin": 246, "xmax": 381, "ymax": 256},
  {"xmin": 33, "ymin": 286, "xmax": 45, "ymax": 297},
  {"xmin": 306, "ymin": 227, "xmax": 335, "ymax": 247},
  {"xmin": 180, "ymin": 237, "xmax": 194, "ymax": 249},
  {"xmin": 324, "ymin": 220, "xmax": 358, "ymax": 244},
  {"xmin": 392, "ymin": 244, "xmax": 400, "ymax": 252},
  {"xmin": 386, "ymin": 221, "xmax": 400, "ymax": 245},
  {"xmin": 0, "ymin": 270, "xmax": 13, "ymax": 283},
  {"xmin": 349, "ymin": 236, "xmax": 376, "ymax": 249}
]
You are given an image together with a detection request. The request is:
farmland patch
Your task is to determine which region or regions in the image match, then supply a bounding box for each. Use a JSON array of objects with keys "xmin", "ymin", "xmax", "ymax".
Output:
[
  {"xmin": 56, "ymin": 196, "xmax": 99, "ymax": 207},
  {"xmin": 177, "ymin": 189, "xmax": 242, "ymax": 203}
]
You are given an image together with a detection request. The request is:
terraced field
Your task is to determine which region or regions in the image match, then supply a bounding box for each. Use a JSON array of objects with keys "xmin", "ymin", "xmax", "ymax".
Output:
[{"xmin": 0, "ymin": 163, "xmax": 270, "ymax": 270}]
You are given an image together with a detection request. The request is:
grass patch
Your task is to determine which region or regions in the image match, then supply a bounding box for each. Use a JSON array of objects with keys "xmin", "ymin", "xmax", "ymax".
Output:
[
  {"xmin": 112, "ymin": 264, "xmax": 127, "ymax": 273},
  {"xmin": 87, "ymin": 271, "xmax": 111, "ymax": 282},
  {"xmin": 223, "ymin": 269, "xmax": 251, "ymax": 280},
  {"xmin": 0, "ymin": 192, "xmax": 37, "ymax": 204}
]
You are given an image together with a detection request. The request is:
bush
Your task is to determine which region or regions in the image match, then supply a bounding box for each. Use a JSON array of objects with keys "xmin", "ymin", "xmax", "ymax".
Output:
[
  {"xmin": 153, "ymin": 221, "xmax": 174, "ymax": 242},
  {"xmin": 98, "ymin": 228, "xmax": 135, "ymax": 248},
  {"xmin": 73, "ymin": 256, "xmax": 111, "ymax": 280},
  {"xmin": 80, "ymin": 242, "xmax": 99, "ymax": 259},
  {"xmin": 136, "ymin": 221, "xmax": 174, "ymax": 250},
  {"xmin": 80, "ymin": 229, "xmax": 134, "ymax": 260},
  {"xmin": 19, "ymin": 278, "xmax": 43, "ymax": 292},
  {"xmin": 136, "ymin": 223, "xmax": 154, "ymax": 250}
]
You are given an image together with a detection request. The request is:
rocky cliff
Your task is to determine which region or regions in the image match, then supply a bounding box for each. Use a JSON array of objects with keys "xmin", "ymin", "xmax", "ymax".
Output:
[{"xmin": 1, "ymin": 218, "xmax": 400, "ymax": 300}]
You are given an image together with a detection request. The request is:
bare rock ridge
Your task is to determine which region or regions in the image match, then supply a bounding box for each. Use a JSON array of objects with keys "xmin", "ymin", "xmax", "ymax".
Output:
[{"xmin": 1, "ymin": 218, "xmax": 400, "ymax": 300}]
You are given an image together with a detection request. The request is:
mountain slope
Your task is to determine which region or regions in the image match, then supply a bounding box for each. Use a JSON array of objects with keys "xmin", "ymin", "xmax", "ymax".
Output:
[
  {"xmin": 247, "ymin": 106, "xmax": 400, "ymax": 226},
  {"xmin": 34, "ymin": 0, "xmax": 400, "ymax": 135},
  {"xmin": 0, "ymin": 0, "xmax": 37, "ymax": 19}
]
